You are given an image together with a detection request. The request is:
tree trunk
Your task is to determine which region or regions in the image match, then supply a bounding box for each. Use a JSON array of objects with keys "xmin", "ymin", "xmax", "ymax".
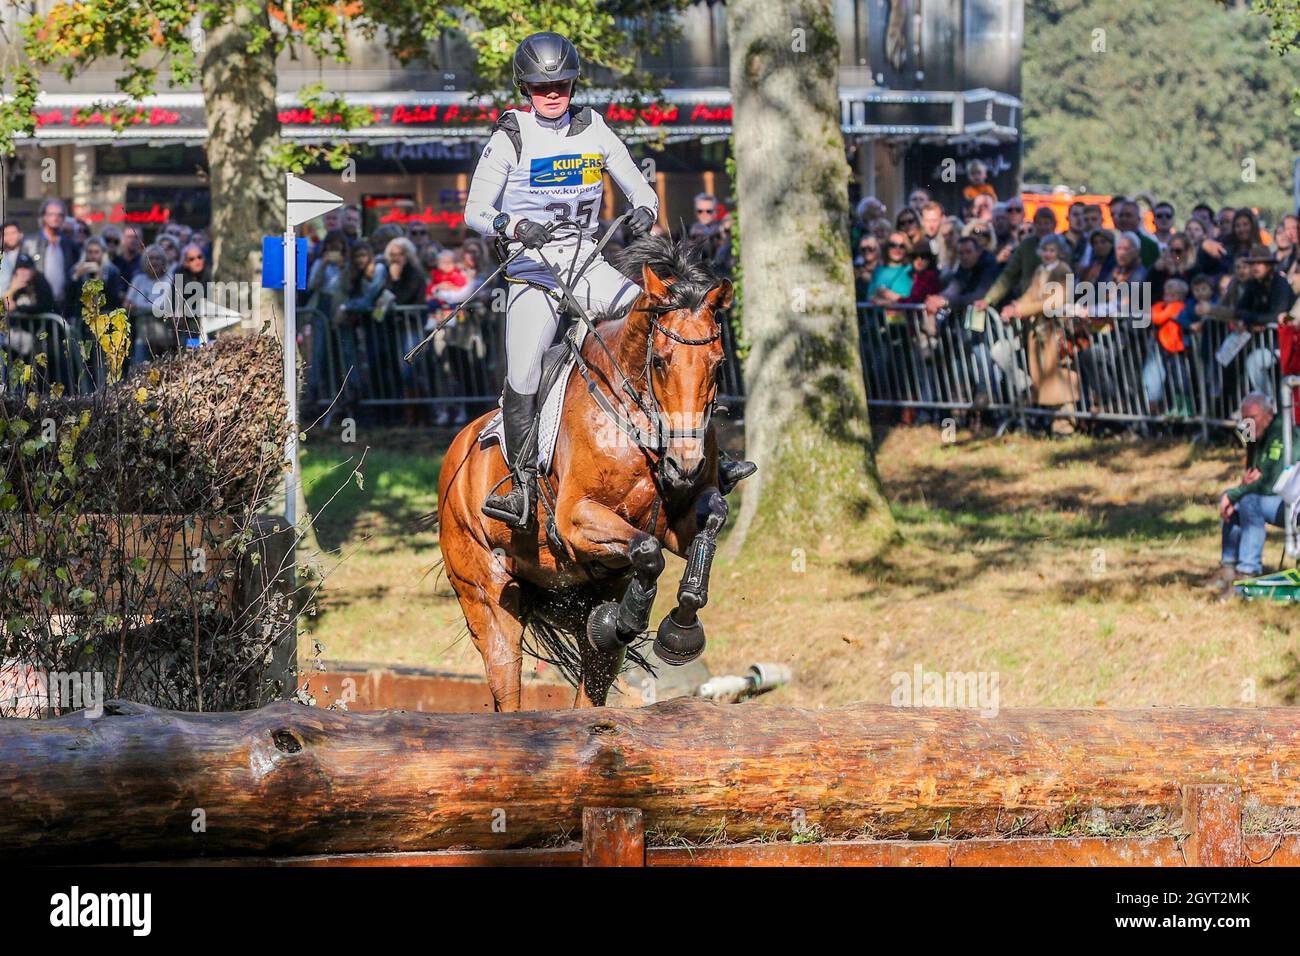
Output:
[
  {"xmin": 200, "ymin": 1, "xmax": 283, "ymax": 333},
  {"xmin": 3, "ymin": 699, "xmax": 1300, "ymax": 863},
  {"xmin": 726, "ymin": 0, "xmax": 895, "ymax": 552}
]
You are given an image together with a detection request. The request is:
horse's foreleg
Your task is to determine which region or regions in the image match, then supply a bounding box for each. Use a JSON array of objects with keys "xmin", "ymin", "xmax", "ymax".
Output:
[
  {"xmin": 558, "ymin": 499, "xmax": 665, "ymax": 653},
  {"xmin": 656, "ymin": 487, "xmax": 727, "ymax": 665}
]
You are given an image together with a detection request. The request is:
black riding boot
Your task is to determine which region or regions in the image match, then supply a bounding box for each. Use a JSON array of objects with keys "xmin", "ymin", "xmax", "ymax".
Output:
[
  {"xmin": 483, "ymin": 384, "xmax": 540, "ymax": 528},
  {"xmin": 718, "ymin": 452, "xmax": 756, "ymax": 496}
]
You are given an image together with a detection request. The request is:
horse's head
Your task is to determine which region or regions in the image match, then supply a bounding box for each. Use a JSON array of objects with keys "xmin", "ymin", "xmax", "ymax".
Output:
[{"xmin": 635, "ymin": 262, "xmax": 732, "ymax": 493}]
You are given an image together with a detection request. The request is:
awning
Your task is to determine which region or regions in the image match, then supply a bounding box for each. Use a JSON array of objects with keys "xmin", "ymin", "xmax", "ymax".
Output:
[{"xmin": 15, "ymin": 87, "xmax": 1020, "ymax": 148}]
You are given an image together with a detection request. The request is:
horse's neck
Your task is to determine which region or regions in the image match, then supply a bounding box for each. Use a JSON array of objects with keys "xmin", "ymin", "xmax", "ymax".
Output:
[
  {"xmin": 586, "ymin": 314, "xmax": 647, "ymax": 393},
  {"xmin": 613, "ymin": 296, "xmax": 654, "ymax": 384}
]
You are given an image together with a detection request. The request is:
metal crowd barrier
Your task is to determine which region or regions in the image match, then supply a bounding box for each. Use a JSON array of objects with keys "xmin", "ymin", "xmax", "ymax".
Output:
[
  {"xmin": 2, "ymin": 299, "xmax": 1282, "ymax": 443},
  {"xmin": 300, "ymin": 302, "xmax": 505, "ymax": 422},
  {"xmin": 0, "ymin": 312, "xmax": 90, "ymax": 397},
  {"xmin": 300, "ymin": 300, "xmax": 749, "ymax": 419},
  {"xmin": 857, "ymin": 302, "xmax": 1284, "ymax": 437}
]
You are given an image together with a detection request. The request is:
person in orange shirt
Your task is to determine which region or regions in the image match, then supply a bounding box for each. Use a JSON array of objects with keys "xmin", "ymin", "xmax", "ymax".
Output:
[
  {"xmin": 1141, "ymin": 277, "xmax": 1195, "ymax": 416},
  {"xmin": 961, "ymin": 159, "xmax": 998, "ymax": 217}
]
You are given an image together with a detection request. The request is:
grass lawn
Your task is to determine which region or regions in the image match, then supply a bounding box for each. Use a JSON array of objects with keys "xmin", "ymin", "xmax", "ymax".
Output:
[{"xmin": 299, "ymin": 424, "xmax": 1300, "ymax": 708}]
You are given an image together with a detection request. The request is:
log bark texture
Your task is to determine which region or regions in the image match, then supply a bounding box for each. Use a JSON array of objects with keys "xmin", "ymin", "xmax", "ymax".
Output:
[{"xmin": 3, "ymin": 700, "xmax": 1300, "ymax": 863}]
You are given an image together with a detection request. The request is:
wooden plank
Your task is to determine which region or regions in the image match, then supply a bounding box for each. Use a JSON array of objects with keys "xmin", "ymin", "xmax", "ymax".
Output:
[
  {"xmin": 648, "ymin": 840, "xmax": 950, "ymax": 867},
  {"xmin": 1182, "ymin": 784, "xmax": 1244, "ymax": 867},
  {"xmin": 129, "ymin": 848, "xmax": 583, "ymax": 867},
  {"xmin": 301, "ymin": 664, "xmax": 579, "ymax": 713},
  {"xmin": 583, "ymin": 808, "xmax": 645, "ymax": 867},
  {"xmin": 949, "ymin": 836, "xmax": 1183, "ymax": 867},
  {"xmin": 1244, "ymin": 834, "xmax": 1300, "ymax": 866},
  {"xmin": 3, "ymin": 513, "xmax": 239, "ymax": 614},
  {"xmin": 134, "ymin": 836, "xmax": 1195, "ymax": 868}
]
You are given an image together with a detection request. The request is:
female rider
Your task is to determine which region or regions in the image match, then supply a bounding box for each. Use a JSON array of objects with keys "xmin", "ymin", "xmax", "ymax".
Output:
[{"xmin": 465, "ymin": 31, "xmax": 752, "ymax": 528}]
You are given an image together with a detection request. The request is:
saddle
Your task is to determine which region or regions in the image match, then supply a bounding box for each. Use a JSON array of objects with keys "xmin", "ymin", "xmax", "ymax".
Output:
[{"xmin": 478, "ymin": 324, "xmax": 581, "ymax": 476}]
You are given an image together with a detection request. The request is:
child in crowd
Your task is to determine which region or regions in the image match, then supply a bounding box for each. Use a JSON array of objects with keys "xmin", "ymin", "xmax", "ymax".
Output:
[
  {"xmin": 1142, "ymin": 277, "xmax": 1195, "ymax": 416},
  {"xmin": 426, "ymin": 248, "xmax": 469, "ymax": 307},
  {"xmin": 962, "ymin": 159, "xmax": 998, "ymax": 216}
]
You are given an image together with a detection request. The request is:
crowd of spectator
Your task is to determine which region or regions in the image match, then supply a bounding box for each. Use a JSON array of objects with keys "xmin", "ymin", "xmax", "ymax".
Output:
[
  {"xmin": 292, "ymin": 195, "xmax": 732, "ymax": 426},
  {"xmin": 852, "ymin": 176, "xmax": 1300, "ymax": 435},
  {"xmin": 13, "ymin": 178, "xmax": 1298, "ymax": 442},
  {"xmin": 0, "ymin": 193, "xmax": 735, "ymax": 421},
  {"xmin": 1, "ymin": 197, "xmax": 215, "ymax": 368}
]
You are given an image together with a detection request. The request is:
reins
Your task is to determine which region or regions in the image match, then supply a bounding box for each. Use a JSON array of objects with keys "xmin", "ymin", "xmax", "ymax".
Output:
[{"xmin": 494, "ymin": 220, "xmax": 723, "ymax": 529}]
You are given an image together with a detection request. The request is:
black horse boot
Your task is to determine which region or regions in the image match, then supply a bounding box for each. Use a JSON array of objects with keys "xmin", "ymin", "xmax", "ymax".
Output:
[
  {"xmin": 483, "ymin": 384, "xmax": 539, "ymax": 528},
  {"xmin": 718, "ymin": 452, "xmax": 756, "ymax": 496}
]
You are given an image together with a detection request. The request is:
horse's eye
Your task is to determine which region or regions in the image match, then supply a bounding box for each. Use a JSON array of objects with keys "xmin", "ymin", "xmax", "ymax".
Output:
[{"xmin": 652, "ymin": 354, "xmax": 668, "ymax": 372}]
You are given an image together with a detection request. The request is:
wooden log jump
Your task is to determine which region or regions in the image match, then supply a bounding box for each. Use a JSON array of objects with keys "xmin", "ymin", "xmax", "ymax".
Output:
[{"xmin": 3, "ymin": 699, "xmax": 1300, "ymax": 864}]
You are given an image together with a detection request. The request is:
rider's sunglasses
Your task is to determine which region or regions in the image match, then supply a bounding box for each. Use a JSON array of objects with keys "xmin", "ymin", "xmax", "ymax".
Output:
[
  {"xmin": 696, "ymin": 207, "xmax": 715, "ymax": 216},
  {"xmin": 526, "ymin": 81, "xmax": 572, "ymax": 97},
  {"xmin": 887, "ymin": 241, "xmax": 907, "ymax": 250}
]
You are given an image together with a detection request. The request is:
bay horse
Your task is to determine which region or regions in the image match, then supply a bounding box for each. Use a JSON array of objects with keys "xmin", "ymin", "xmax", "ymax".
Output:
[{"xmin": 438, "ymin": 235, "xmax": 733, "ymax": 710}]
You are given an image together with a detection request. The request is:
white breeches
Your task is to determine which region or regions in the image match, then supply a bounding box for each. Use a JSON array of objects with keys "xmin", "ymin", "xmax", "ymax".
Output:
[{"xmin": 504, "ymin": 251, "xmax": 641, "ymax": 394}]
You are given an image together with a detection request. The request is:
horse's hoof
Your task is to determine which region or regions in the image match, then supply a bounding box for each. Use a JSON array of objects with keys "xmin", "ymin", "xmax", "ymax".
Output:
[
  {"xmin": 654, "ymin": 611, "xmax": 706, "ymax": 665},
  {"xmin": 586, "ymin": 602, "xmax": 623, "ymax": 655}
]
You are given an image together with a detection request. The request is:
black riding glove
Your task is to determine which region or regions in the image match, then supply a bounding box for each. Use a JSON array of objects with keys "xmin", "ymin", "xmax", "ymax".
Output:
[
  {"xmin": 513, "ymin": 218, "xmax": 549, "ymax": 250},
  {"xmin": 627, "ymin": 206, "xmax": 657, "ymax": 238}
]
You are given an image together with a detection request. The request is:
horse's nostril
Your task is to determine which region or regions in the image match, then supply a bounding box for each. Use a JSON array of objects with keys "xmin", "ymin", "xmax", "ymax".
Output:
[{"xmin": 667, "ymin": 457, "xmax": 704, "ymax": 484}]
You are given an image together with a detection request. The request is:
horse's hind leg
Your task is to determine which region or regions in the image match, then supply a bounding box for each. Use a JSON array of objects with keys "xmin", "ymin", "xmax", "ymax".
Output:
[{"xmin": 446, "ymin": 553, "xmax": 525, "ymax": 712}]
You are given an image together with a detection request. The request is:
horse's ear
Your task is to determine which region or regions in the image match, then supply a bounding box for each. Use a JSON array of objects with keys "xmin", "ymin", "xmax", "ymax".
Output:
[
  {"xmin": 641, "ymin": 264, "xmax": 671, "ymax": 303},
  {"xmin": 705, "ymin": 279, "xmax": 733, "ymax": 313}
]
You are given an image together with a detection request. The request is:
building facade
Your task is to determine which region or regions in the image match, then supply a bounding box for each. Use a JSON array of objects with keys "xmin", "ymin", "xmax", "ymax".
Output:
[{"xmin": 4, "ymin": 0, "xmax": 1022, "ymax": 238}]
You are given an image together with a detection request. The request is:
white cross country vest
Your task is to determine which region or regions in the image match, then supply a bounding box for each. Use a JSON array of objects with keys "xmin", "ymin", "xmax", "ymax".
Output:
[
  {"xmin": 465, "ymin": 105, "xmax": 658, "ymax": 284},
  {"xmin": 506, "ymin": 108, "xmax": 608, "ymax": 234},
  {"xmin": 501, "ymin": 108, "xmax": 608, "ymax": 240}
]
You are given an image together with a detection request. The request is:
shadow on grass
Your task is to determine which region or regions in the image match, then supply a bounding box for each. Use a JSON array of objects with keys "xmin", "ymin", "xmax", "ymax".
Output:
[
  {"xmin": 842, "ymin": 453, "xmax": 1220, "ymax": 598},
  {"xmin": 301, "ymin": 430, "xmax": 445, "ymax": 553},
  {"xmin": 1263, "ymin": 649, "xmax": 1300, "ymax": 705}
]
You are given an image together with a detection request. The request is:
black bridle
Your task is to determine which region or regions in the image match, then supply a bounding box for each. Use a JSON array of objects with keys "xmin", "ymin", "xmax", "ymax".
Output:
[{"xmin": 641, "ymin": 308, "xmax": 722, "ymax": 453}]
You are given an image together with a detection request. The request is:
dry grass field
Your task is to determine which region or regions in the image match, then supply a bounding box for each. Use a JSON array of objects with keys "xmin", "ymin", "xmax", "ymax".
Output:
[{"xmin": 299, "ymin": 423, "xmax": 1300, "ymax": 709}]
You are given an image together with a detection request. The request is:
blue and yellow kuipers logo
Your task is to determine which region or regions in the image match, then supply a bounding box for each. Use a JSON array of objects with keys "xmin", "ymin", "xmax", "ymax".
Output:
[{"xmin": 529, "ymin": 153, "xmax": 604, "ymax": 186}]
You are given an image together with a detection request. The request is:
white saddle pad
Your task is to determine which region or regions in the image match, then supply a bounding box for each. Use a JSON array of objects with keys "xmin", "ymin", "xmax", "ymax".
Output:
[{"xmin": 478, "ymin": 356, "xmax": 578, "ymax": 474}]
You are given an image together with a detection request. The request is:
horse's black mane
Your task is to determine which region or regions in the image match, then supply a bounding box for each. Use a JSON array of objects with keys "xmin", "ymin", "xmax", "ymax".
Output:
[{"xmin": 591, "ymin": 233, "xmax": 722, "ymax": 323}]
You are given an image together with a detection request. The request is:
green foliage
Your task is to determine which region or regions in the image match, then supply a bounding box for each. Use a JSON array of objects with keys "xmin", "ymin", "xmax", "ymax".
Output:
[
  {"xmin": 1023, "ymin": 0, "xmax": 1300, "ymax": 220},
  {"xmin": 1252, "ymin": 0, "xmax": 1300, "ymax": 57},
  {"xmin": 0, "ymin": 0, "xmax": 691, "ymax": 162},
  {"xmin": 723, "ymin": 137, "xmax": 749, "ymax": 360}
]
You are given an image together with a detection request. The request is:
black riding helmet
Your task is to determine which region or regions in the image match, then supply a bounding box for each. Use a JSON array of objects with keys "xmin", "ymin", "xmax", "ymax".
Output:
[{"xmin": 512, "ymin": 32, "xmax": 581, "ymax": 94}]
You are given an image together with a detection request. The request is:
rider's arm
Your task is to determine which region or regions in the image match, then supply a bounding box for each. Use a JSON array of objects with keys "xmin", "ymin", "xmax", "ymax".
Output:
[
  {"xmin": 464, "ymin": 129, "xmax": 518, "ymax": 237},
  {"xmin": 597, "ymin": 119, "xmax": 659, "ymax": 216}
]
